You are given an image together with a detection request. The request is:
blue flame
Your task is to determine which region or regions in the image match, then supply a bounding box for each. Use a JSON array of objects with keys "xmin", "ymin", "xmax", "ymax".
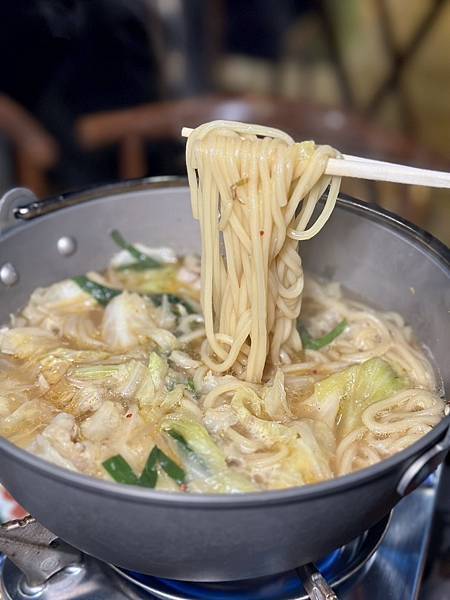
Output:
[{"xmin": 124, "ymin": 547, "xmax": 343, "ymax": 600}]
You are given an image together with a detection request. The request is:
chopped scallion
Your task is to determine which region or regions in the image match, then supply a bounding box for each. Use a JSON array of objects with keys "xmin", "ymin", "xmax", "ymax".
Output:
[
  {"xmin": 299, "ymin": 319, "xmax": 348, "ymax": 351},
  {"xmin": 167, "ymin": 429, "xmax": 194, "ymax": 454},
  {"xmin": 156, "ymin": 448, "xmax": 186, "ymax": 485},
  {"xmin": 117, "ymin": 262, "xmax": 158, "ymax": 272},
  {"xmin": 137, "ymin": 447, "xmax": 159, "ymax": 488},
  {"xmin": 186, "ymin": 379, "xmax": 196, "ymax": 395},
  {"xmin": 102, "ymin": 455, "xmax": 138, "ymax": 485},
  {"xmin": 111, "ymin": 230, "xmax": 162, "ymax": 270},
  {"xmin": 151, "ymin": 293, "xmax": 194, "ymax": 315},
  {"xmin": 72, "ymin": 276, "xmax": 121, "ymax": 306},
  {"xmin": 102, "ymin": 446, "xmax": 186, "ymax": 489}
]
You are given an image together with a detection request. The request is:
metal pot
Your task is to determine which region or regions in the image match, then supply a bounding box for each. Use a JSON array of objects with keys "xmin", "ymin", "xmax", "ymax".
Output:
[{"xmin": 0, "ymin": 178, "xmax": 448, "ymax": 582}]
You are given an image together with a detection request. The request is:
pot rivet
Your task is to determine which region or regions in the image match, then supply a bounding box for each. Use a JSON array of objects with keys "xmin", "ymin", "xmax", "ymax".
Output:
[
  {"xmin": 57, "ymin": 236, "xmax": 77, "ymax": 256},
  {"xmin": 0, "ymin": 263, "xmax": 18, "ymax": 286}
]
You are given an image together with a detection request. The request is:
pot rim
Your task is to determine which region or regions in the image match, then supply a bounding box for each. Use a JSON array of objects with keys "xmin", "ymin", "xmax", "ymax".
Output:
[{"xmin": 0, "ymin": 177, "xmax": 448, "ymax": 508}]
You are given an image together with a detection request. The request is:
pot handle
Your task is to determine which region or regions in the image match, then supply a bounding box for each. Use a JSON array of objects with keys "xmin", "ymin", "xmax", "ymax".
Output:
[
  {"xmin": 0, "ymin": 187, "xmax": 38, "ymax": 234},
  {"xmin": 3, "ymin": 176, "xmax": 185, "ymax": 226},
  {"xmin": 397, "ymin": 424, "xmax": 450, "ymax": 497}
]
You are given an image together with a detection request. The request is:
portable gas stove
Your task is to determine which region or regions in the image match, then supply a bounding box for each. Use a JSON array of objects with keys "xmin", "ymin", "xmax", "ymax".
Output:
[{"xmin": 0, "ymin": 473, "xmax": 440, "ymax": 600}]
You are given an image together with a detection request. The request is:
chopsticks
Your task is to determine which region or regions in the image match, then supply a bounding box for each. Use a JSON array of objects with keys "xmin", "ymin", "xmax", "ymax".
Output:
[{"xmin": 181, "ymin": 127, "xmax": 450, "ymax": 190}]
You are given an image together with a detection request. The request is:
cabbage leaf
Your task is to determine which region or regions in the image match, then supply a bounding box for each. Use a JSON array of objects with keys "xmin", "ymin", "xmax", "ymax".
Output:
[{"xmin": 162, "ymin": 415, "xmax": 256, "ymax": 493}]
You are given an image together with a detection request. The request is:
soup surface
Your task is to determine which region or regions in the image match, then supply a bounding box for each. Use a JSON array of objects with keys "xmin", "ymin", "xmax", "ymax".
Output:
[{"xmin": 0, "ymin": 237, "xmax": 445, "ymax": 492}]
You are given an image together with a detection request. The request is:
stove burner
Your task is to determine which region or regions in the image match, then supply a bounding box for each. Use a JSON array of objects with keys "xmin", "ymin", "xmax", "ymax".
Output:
[{"xmin": 111, "ymin": 514, "xmax": 390, "ymax": 600}]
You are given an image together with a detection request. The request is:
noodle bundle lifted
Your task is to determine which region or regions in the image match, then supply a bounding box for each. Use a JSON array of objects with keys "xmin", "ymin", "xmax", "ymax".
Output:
[
  {"xmin": 0, "ymin": 120, "xmax": 446, "ymax": 493},
  {"xmin": 186, "ymin": 121, "xmax": 341, "ymax": 382}
]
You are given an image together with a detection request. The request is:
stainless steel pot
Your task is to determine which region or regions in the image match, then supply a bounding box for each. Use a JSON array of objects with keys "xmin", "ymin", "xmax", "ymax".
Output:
[{"xmin": 0, "ymin": 178, "xmax": 448, "ymax": 582}]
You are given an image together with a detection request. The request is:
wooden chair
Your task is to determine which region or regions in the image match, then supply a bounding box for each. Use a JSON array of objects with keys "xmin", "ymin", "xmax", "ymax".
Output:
[
  {"xmin": 0, "ymin": 95, "xmax": 59, "ymax": 198},
  {"xmin": 76, "ymin": 94, "xmax": 447, "ymax": 224}
]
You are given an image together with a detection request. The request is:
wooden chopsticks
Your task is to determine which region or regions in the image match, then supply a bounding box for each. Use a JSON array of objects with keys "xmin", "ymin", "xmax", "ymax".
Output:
[{"xmin": 181, "ymin": 127, "xmax": 450, "ymax": 190}]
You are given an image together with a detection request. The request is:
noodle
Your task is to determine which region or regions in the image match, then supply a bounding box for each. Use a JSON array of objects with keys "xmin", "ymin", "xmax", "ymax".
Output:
[{"xmin": 186, "ymin": 121, "xmax": 341, "ymax": 382}]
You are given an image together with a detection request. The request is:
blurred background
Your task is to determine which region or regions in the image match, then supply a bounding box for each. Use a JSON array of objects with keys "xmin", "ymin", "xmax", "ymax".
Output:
[{"xmin": 0, "ymin": 0, "xmax": 449, "ymax": 243}]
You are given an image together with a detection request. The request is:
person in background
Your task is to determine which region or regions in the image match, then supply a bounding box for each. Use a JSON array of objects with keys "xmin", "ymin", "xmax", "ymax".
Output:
[{"xmin": 0, "ymin": 0, "xmax": 160, "ymax": 189}]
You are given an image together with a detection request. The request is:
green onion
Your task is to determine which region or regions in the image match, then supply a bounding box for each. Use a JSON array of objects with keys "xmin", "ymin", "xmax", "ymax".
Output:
[
  {"xmin": 151, "ymin": 293, "xmax": 194, "ymax": 315},
  {"xmin": 299, "ymin": 319, "xmax": 348, "ymax": 351},
  {"xmin": 167, "ymin": 429, "xmax": 194, "ymax": 454},
  {"xmin": 72, "ymin": 276, "xmax": 121, "ymax": 306},
  {"xmin": 139, "ymin": 446, "xmax": 186, "ymax": 487},
  {"xmin": 111, "ymin": 230, "xmax": 162, "ymax": 270},
  {"xmin": 73, "ymin": 275, "xmax": 193, "ymax": 313},
  {"xmin": 137, "ymin": 447, "xmax": 158, "ymax": 488},
  {"xmin": 103, "ymin": 446, "xmax": 186, "ymax": 488},
  {"xmin": 185, "ymin": 379, "xmax": 200, "ymax": 400},
  {"xmin": 102, "ymin": 455, "xmax": 138, "ymax": 485},
  {"xmin": 117, "ymin": 262, "xmax": 157, "ymax": 272},
  {"xmin": 186, "ymin": 379, "xmax": 196, "ymax": 395},
  {"xmin": 155, "ymin": 448, "xmax": 186, "ymax": 485}
]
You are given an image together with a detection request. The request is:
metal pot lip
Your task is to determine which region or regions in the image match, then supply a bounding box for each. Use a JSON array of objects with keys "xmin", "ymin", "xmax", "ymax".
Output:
[
  {"xmin": 337, "ymin": 191, "xmax": 450, "ymax": 269},
  {"xmin": 0, "ymin": 176, "xmax": 449, "ymax": 506},
  {"xmin": 0, "ymin": 416, "xmax": 449, "ymax": 507},
  {"xmin": 7, "ymin": 175, "xmax": 450, "ymax": 270}
]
